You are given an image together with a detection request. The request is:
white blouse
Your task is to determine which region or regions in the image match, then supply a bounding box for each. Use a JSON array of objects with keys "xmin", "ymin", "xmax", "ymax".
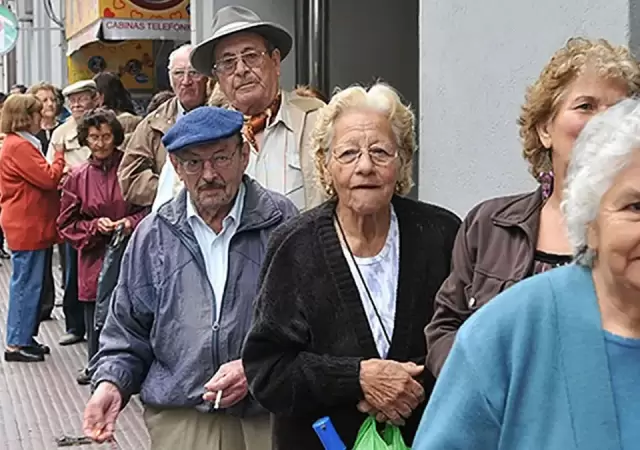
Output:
[{"xmin": 341, "ymin": 206, "xmax": 400, "ymax": 358}]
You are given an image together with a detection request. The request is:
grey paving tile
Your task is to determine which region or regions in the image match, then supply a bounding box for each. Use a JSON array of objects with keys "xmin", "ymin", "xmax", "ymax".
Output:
[{"xmin": 0, "ymin": 251, "xmax": 150, "ymax": 449}]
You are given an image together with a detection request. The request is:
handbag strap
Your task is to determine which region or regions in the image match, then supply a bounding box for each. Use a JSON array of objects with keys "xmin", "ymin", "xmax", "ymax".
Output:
[
  {"xmin": 110, "ymin": 223, "xmax": 126, "ymax": 247},
  {"xmin": 334, "ymin": 211, "xmax": 392, "ymax": 347}
]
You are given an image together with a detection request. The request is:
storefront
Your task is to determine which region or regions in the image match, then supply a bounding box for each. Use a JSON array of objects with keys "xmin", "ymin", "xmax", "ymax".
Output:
[{"xmin": 64, "ymin": 0, "xmax": 190, "ymax": 108}]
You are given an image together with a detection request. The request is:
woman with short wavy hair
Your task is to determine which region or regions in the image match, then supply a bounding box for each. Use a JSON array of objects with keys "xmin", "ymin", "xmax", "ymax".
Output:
[
  {"xmin": 0, "ymin": 94, "xmax": 65, "ymax": 362},
  {"xmin": 425, "ymin": 37, "xmax": 640, "ymax": 376},
  {"xmin": 28, "ymin": 82, "xmax": 64, "ymax": 152},
  {"xmin": 57, "ymin": 108, "xmax": 148, "ymax": 384},
  {"xmin": 415, "ymin": 97, "xmax": 640, "ymax": 450},
  {"xmin": 27, "ymin": 82, "xmax": 65, "ymax": 321},
  {"xmin": 242, "ymin": 83, "xmax": 461, "ymax": 449}
]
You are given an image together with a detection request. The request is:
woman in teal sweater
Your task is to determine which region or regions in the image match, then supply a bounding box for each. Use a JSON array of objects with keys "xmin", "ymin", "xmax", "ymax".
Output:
[{"xmin": 414, "ymin": 98, "xmax": 640, "ymax": 449}]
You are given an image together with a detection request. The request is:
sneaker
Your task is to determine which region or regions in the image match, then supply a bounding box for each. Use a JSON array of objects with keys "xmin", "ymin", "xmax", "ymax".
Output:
[
  {"xmin": 76, "ymin": 368, "xmax": 91, "ymax": 385},
  {"xmin": 58, "ymin": 333, "xmax": 84, "ymax": 346}
]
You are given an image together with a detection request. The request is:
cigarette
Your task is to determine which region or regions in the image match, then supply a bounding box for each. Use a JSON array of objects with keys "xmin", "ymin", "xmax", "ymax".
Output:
[{"xmin": 214, "ymin": 390, "xmax": 222, "ymax": 409}]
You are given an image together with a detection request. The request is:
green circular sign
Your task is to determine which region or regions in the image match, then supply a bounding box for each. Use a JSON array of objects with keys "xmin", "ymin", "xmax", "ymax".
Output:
[{"xmin": 0, "ymin": 6, "xmax": 18, "ymax": 56}]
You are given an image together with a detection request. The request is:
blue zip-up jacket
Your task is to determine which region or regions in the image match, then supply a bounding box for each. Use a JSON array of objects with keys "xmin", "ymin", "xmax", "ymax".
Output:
[{"xmin": 91, "ymin": 176, "xmax": 298, "ymax": 417}]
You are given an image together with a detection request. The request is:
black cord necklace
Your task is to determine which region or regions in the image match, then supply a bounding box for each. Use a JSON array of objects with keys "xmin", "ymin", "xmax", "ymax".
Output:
[{"xmin": 333, "ymin": 210, "xmax": 392, "ymax": 347}]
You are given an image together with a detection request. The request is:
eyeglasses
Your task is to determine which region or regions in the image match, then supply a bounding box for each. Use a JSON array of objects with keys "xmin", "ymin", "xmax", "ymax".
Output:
[
  {"xmin": 68, "ymin": 94, "xmax": 95, "ymax": 106},
  {"xmin": 170, "ymin": 68, "xmax": 204, "ymax": 81},
  {"xmin": 333, "ymin": 147, "xmax": 398, "ymax": 166},
  {"xmin": 177, "ymin": 146, "xmax": 240, "ymax": 175},
  {"xmin": 87, "ymin": 133, "xmax": 114, "ymax": 145},
  {"xmin": 213, "ymin": 51, "xmax": 268, "ymax": 76}
]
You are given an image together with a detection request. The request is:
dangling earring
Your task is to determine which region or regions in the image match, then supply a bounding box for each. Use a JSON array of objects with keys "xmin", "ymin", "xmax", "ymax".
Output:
[
  {"xmin": 539, "ymin": 171, "xmax": 554, "ymax": 200},
  {"xmin": 539, "ymin": 150, "xmax": 554, "ymax": 200}
]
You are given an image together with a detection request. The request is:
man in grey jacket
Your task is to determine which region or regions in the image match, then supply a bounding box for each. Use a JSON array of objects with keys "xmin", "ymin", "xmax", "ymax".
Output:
[{"xmin": 82, "ymin": 107, "xmax": 298, "ymax": 450}]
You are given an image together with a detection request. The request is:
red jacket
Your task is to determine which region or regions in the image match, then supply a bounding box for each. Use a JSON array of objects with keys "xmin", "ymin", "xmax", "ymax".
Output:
[
  {"xmin": 0, "ymin": 133, "xmax": 65, "ymax": 251},
  {"xmin": 57, "ymin": 150, "xmax": 148, "ymax": 302}
]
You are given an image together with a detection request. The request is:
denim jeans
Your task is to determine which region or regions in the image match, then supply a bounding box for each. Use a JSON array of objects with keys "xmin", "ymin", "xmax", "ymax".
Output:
[
  {"xmin": 6, "ymin": 249, "xmax": 46, "ymax": 346},
  {"xmin": 63, "ymin": 242, "xmax": 85, "ymax": 337}
]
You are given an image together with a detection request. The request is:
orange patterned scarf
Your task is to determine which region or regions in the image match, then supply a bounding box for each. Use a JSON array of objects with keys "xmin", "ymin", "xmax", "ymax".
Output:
[{"xmin": 242, "ymin": 93, "xmax": 282, "ymax": 152}]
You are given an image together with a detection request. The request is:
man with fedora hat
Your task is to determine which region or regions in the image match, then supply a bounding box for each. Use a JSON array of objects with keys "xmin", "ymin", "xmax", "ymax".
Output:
[
  {"xmin": 189, "ymin": 5, "xmax": 326, "ymax": 211},
  {"xmin": 83, "ymin": 106, "xmax": 297, "ymax": 449}
]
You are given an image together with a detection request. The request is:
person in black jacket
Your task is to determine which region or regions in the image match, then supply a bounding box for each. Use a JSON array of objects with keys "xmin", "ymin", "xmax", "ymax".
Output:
[{"xmin": 242, "ymin": 83, "xmax": 461, "ymax": 449}]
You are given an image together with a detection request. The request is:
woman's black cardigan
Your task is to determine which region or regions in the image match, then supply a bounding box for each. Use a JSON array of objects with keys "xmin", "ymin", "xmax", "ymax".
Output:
[{"xmin": 242, "ymin": 195, "xmax": 461, "ymax": 449}]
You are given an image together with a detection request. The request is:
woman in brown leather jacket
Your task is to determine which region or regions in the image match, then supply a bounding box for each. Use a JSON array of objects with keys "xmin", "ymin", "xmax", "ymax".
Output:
[{"xmin": 426, "ymin": 37, "xmax": 640, "ymax": 376}]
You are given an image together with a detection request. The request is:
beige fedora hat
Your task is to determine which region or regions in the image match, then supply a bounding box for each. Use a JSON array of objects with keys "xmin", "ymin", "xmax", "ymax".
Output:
[{"xmin": 190, "ymin": 6, "xmax": 293, "ymax": 76}]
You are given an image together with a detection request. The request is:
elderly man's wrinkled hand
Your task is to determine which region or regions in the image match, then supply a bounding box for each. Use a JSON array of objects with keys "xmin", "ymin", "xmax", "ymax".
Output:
[
  {"xmin": 83, "ymin": 382, "xmax": 122, "ymax": 443},
  {"xmin": 359, "ymin": 359, "xmax": 425, "ymax": 425},
  {"xmin": 203, "ymin": 359, "xmax": 248, "ymax": 409}
]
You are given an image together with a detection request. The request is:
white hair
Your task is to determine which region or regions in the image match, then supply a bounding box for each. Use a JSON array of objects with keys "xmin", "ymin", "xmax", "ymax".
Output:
[
  {"xmin": 167, "ymin": 44, "xmax": 194, "ymax": 70},
  {"xmin": 562, "ymin": 97, "xmax": 640, "ymax": 266},
  {"xmin": 311, "ymin": 82, "xmax": 416, "ymax": 196},
  {"xmin": 167, "ymin": 44, "xmax": 195, "ymax": 90}
]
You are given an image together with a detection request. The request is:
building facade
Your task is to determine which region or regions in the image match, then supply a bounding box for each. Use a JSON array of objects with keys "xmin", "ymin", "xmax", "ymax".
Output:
[
  {"xmin": 3, "ymin": 0, "xmax": 635, "ymax": 215},
  {"xmin": 0, "ymin": 0, "xmax": 67, "ymax": 91}
]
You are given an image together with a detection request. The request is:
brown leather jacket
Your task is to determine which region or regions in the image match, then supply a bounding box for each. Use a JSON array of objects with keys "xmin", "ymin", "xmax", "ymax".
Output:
[{"xmin": 425, "ymin": 188, "xmax": 543, "ymax": 376}]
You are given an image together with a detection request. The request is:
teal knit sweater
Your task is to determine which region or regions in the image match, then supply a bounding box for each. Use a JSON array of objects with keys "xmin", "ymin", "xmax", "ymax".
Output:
[{"xmin": 414, "ymin": 264, "xmax": 625, "ymax": 450}]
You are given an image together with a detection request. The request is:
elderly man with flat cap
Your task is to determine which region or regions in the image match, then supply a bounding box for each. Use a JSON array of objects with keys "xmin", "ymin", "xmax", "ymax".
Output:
[
  {"xmin": 46, "ymin": 80, "xmax": 102, "ymax": 167},
  {"xmin": 187, "ymin": 5, "xmax": 325, "ymax": 211},
  {"xmin": 83, "ymin": 106, "xmax": 297, "ymax": 450},
  {"xmin": 47, "ymin": 79, "xmax": 103, "ymax": 348}
]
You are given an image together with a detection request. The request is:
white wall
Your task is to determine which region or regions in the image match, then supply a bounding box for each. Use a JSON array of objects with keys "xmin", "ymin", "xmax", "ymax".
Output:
[
  {"xmin": 191, "ymin": 0, "xmax": 296, "ymax": 89},
  {"xmin": 419, "ymin": 0, "xmax": 630, "ymax": 217}
]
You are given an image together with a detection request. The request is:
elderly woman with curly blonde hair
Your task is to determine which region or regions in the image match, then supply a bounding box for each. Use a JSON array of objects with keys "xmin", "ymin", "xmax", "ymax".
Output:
[
  {"xmin": 425, "ymin": 37, "xmax": 640, "ymax": 376},
  {"xmin": 242, "ymin": 83, "xmax": 461, "ymax": 449}
]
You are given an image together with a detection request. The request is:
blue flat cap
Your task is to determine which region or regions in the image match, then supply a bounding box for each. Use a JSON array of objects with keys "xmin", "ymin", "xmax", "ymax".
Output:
[{"xmin": 162, "ymin": 106, "xmax": 244, "ymax": 153}]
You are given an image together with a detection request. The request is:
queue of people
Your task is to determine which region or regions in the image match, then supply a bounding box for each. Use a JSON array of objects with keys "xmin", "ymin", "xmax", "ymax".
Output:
[
  {"xmin": 0, "ymin": 75, "xmax": 153, "ymax": 376},
  {"xmin": 80, "ymin": 7, "xmax": 640, "ymax": 450},
  {"xmin": 1, "ymin": 4, "xmax": 639, "ymax": 450}
]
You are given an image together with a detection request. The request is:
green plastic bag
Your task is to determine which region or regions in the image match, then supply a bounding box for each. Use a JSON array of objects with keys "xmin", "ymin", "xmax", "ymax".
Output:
[{"xmin": 352, "ymin": 416, "xmax": 411, "ymax": 449}]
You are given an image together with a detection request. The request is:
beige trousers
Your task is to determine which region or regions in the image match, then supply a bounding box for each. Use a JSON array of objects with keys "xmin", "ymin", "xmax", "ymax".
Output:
[{"xmin": 143, "ymin": 406, "xmax": 273, "ymax": 450}]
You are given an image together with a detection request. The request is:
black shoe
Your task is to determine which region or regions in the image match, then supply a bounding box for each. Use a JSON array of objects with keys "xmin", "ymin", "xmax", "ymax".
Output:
[
  {"xmin": 4, "ymin": 348, "xmax": 45, "ymax": 362},
  {"xmin": 28, "ymin": 339, "xmax": 50, "ymax": 355},
  {"xmin": 59, "ymin": 333, "xmax": 84, "ymax": 346},
  {"xmin": 76, "ymin": 368, "xmax": 91, "ymax": 385},
  {"xmin": 0, "ymin": 249, "xmax": 10, "ymax": 259}
]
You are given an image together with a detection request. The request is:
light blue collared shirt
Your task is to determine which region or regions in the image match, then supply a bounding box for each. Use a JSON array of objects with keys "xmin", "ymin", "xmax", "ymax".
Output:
[
  {"xmin": 16, "ymin": 131, "xmax": 43, "ymax": 154},
  {"xmin": 151, "ymin": 101, "xmax": 187, "ymax": 212},
  {"xmin": 186, "ymin": 182, "xmax": 246, "ymax": 321}
]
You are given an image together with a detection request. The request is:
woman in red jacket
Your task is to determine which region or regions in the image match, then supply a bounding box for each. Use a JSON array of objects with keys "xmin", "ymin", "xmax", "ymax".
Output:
[
  {"xmin": 0, "ymin": 94, "xmax": 66, "ymax": 362},
  {"xmin": 57, "ymin": 108, "xmax": 148, "ymax": 384}
]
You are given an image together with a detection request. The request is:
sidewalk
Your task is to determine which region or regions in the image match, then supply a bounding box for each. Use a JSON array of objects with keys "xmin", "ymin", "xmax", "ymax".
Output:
[{"xmin": 0, "ymin": 253, "xmax": 150, "ymax": 450}]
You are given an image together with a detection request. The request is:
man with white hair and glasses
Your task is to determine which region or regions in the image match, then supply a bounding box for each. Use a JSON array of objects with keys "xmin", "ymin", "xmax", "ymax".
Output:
[{"xmin": 118, "ymin": 44, "xmax": 208, "ymax": 207}]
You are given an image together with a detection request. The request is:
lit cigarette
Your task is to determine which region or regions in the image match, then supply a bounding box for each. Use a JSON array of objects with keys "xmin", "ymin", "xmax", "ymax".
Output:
[{"xmin": 214, "ymin": 390, "xmax": 222, "ymax": 409}]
